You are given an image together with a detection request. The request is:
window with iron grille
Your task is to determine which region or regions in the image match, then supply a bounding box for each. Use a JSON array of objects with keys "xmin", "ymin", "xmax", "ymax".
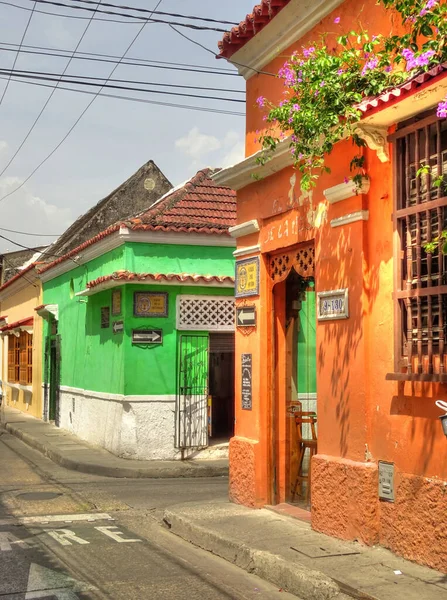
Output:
[{"xmin": 390, "ymin": 113, "xmax": 447, "ymax": 380}]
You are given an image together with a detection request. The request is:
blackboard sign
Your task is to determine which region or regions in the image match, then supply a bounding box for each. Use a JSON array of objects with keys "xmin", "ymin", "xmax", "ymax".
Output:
[{"xmin": 241, "ymin": 353, "xmax": 252, "ymax": 410}]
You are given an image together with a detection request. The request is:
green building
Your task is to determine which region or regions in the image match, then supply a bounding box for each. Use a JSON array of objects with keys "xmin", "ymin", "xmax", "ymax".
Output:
[{"xmin": 38, "ymin": 169, "xmax": 237, "ymax": 460}]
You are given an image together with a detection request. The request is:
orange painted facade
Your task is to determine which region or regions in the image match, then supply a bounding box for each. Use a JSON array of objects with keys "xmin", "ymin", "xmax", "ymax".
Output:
[{"xmin": 223, "ymin": 0, "xmax": 447, "ymax": 572}]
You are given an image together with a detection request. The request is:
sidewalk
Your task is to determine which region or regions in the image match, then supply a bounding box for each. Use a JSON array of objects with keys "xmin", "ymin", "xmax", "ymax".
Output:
[
  {"xmin": 0, "ymin": 406, "xmax": 228, "ymax": 479},
  {"xmin": 163, "ymin": 501, "xmax": 447, "ymax": 600}
]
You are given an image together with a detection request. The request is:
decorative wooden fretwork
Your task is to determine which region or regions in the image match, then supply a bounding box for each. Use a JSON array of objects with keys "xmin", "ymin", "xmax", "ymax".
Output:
[
  {"xmin": 269, "ymin": 244, "xmax": 315, "ymax": 284},
  {"xmin": 177, "ymin": 295, "xmax": 235, "ymax": 331}
]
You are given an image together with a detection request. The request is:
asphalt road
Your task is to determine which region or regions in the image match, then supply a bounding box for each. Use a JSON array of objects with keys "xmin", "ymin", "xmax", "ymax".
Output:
[{"xmin": 0, "ymin": 431, "xmax": 299, "ymax": 600}]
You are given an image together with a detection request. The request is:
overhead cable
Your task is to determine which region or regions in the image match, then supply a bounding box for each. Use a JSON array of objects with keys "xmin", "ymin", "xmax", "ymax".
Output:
[
  {"xmin": 0, "ymin": 1, "xmax": 37, "ymax": 106},
  {"xmin": 0, "ymin": 0, "xmax": 143, "ymax": 23},
  {"xmin": 0, "ymin": 75, "xmax": 245, "ymax": 115},
  {"xmin": 0, "ymin": 0, "xmax": 104, "ymax": 179}
]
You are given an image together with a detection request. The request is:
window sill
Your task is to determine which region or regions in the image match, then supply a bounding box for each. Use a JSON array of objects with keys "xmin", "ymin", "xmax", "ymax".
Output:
[
  {"xmin": 4, "ymin": 382, "xmax": 32, "ymax": 392},
  {"xmin": 386, "ymin": 372, "xmax": 447, "ymax": 383}
]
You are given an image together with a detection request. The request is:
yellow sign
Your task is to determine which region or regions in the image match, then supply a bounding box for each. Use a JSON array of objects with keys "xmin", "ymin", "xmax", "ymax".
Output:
[
  {"xmin": 236, "ymin": 257, "xmax": 260, "ymax": 298},
  {"xmin": 134, "ymin": 292, "xmax": 168, "ymax": 317}
]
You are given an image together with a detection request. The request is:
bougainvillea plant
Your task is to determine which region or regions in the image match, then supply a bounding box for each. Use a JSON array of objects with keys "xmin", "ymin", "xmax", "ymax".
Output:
[{"xmin": 256, "ymin": 0, "xmax": 447, "ymax": 194}]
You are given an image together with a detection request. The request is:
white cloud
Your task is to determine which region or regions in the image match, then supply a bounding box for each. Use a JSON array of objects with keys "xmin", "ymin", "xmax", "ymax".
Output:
[
  {"xmin": 0, "ymin": 177, "xmax": 74, "ymax": 253},
  {"xmin": 175, "ymin": 127, "xmax": 245, "ymax": 169},
  {"xmin": 0, "ymin": 140, "xmax": 8, "ymax": 154}
]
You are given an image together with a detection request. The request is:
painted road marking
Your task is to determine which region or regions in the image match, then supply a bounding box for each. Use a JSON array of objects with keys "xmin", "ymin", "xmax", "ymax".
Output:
[
  {"xmin": 0, "ymin": 531, "xmax": 32, "ymax": 551},
  {"xmin": 25, "ymin": 563, "xmax": 96, "ymax": 599},
  {"xmin": 46, "ymin": 530, "xmax": 90, "ymax": 546},
  {"xmin": 94, "ymin": 526, "xmax": 142, "ymax": 543},
  {"xmin": 0, "ymin": 513, "xmax": 114, "ymax": 526}
]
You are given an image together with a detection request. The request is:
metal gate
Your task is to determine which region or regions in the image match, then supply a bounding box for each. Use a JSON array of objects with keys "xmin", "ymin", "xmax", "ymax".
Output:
[{"xmin": 176, "ymin": 334, "xmax": 209, "ymax": 449}]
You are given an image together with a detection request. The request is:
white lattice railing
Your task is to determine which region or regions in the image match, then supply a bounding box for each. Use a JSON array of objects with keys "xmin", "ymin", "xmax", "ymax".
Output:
[{"xmin": 177, "ymin": 295, "xmax": 235, "ymax": 331}]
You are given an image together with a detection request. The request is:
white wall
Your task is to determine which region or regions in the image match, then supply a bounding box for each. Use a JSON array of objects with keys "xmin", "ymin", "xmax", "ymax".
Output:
[{"xmin": 59, "ymin": 387, "xmax": 179, "ymax": 460}]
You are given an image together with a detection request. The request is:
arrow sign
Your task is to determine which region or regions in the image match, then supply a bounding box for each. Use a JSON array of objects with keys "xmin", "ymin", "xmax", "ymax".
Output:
[
  {"xmin": 25, "ymin": 563, "xmax": 95, "ymax": 599},
  {"xmin": 113, "ymin": 320, "xmax": 124, "ymax": 334},
  {"xmin": 236, "ymin": 307, "xmax": 256, "ymax": 327},
  {"xmin": 132, "ymin": 329, "xmax": 163, "ymax": 345}
]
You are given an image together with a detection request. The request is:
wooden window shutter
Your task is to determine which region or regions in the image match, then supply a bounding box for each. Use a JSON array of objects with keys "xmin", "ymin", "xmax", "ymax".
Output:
[
  {"xmin": 7, "ymin": 336, "xmax": 16, "ymax": 382},
  {"xmin": 19, "ymin": 332, "xmax": 28, "ymax": 385}
]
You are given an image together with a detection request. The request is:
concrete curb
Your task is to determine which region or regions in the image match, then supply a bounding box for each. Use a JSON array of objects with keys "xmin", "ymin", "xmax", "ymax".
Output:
[
  {"xmin": 3, "ymin": 422, "xmax": 229, "ymax": 479},
  {"xmin": 163, "ymin": 509, "xmax": 353, "ymax": 600}
]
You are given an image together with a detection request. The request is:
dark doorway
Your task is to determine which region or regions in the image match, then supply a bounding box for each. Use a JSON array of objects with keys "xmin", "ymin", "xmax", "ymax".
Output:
[
  {"xmin": 48, "ymin": 336, "xmax": 61, "ymax": 424},
  {"xmin": 208, "ymin": 333, "xmax": 235, "ymax": 441}
]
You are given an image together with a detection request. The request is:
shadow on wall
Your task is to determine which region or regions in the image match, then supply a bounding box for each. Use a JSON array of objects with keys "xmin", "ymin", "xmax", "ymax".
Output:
[{"xmin": 317, "ymin": 223, "xmax": 382, "ymax": 458}]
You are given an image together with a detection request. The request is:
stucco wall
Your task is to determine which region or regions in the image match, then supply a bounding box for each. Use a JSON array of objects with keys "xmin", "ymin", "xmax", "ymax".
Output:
[
  {"xmin": 59, "ymin": 387, "xmax": 178, "ymax": 460},
  {"xmin": 0, "ymin": 279, "xmax": 43, "ymax": 418}
]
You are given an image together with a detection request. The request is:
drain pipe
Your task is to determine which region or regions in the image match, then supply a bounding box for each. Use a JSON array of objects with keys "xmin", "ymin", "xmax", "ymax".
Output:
[{"xmin": 435, "ymin": 400, "xmax": 447, "ymax": 437}]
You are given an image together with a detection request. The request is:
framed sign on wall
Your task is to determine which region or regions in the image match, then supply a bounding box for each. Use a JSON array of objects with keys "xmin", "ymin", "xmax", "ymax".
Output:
[
  {"xmin": 134, "ymin": 292, "xmax": 168, "ymax": 317},
  {"xmin": 112, "ymin": 289, "xmax": 122, "ymax": 316},
  {"xmin": 235, "ymin": 257, "xmax": 260, "ymax": 298}
]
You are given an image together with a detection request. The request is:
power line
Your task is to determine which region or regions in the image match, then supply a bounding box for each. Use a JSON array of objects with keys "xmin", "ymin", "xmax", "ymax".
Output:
[
  {"xmin": 0, "ymin": 67, "xmax": 245, "ymax": 94},
  {"xmin": 0, "ymin": 225, "xmax": 60, "ymax": 236},
  {"xmin": 25, "ymin": 0, "xmax": 230, "ymax": 31},
  {"xmin": 0, "ymin": 68, "xmax": 245, "ymax": 102},
  {"xmin": 69, "ymin": 0, "xmax": 239, "ymax": 25},
  {"xmin": 0, "ymin": 74, "xmax": 245, "ymax": 115},
  {"xmin": 0, "ymin": 1, "xmax": 37, "ymax": 106},
  {"xmin": 0, "ymin": 0, "xmax": 144, "ymax": 23},
  {"xmin": 0, "ymin": 253, "xmax": 40, "ymax": 288},
  {"xmin": 0, "ymin": 42, "xmax": 238, "ymax": 75},
  {"xmin": 0, "ymin": 0, "xmax": 104, "ymax": 179},
  {"xmin": 169, "ymin": 24, "xmax": 276, "ymax": 78},
  {"xmin": 0, "ymin": 0, "xmax": 164, "ymax": 204}
]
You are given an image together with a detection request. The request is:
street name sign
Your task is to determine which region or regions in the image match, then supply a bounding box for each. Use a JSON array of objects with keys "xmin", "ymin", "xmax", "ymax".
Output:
[
  {"xmin": 241, "ymin": 353, "xmax": 252, "ymax": 411},
  {"xmin": 132, "ymin": 329, "xmax": 163, "ymax": 345},
  {"xmin": 235, "ymin": 257, "xmax": 260, "ymax": 298},
  {"xmin": 236, "ymin": 306, "xmax": 256, "ymax": 327}
]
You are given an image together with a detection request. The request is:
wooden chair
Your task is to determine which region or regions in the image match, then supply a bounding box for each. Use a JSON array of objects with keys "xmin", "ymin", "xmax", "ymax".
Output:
[{"xmin": 291, "ymin": 411, "xmax": 317, "ymax": 504}]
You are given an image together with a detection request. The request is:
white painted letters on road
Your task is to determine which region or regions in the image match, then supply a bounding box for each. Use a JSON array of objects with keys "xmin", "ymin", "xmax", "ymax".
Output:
[
  {"xmin": 95, "ymin": 526, "xmax": 142, "ymax": 543},
  {"xmin": 25, "ymin": 563, "xmax": 95, "ymax": 599},
  {"xmin": 0, "ymin": 532, "xmax": 31, "ymax": 552},
  {"xmin": 46, "ymin": 529, "xmax": 90, "ymax": 546}
]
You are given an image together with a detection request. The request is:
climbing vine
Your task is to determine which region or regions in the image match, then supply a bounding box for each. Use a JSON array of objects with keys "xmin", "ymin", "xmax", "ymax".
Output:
[{"xmin": 256, "ymin": 0, "xmax": 447, "ymax": 194}]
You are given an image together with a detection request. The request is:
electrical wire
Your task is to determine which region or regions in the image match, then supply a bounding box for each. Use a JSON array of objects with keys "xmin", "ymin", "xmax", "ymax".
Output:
[
  {"xmin": 0, "ymin": 42, "xmax": 237, "ymax": 75},
  {"xmin": 0, "ymin": 225, "xmax": 60, "ymax": 236},
  {"xmin": 24, "ymin": 0, "xmax": 229, "ymax": 31},
  {"xmin": 0, "ymin": 0, "xmax": 164, "ymax": 204},
  {"xmin": 0, "ymin": 253, "xmax": 40, "ymax": 288},
  {"xmin": 0, "ymin": 74, "xmax": 245, "ymax": 115},
  {"xmin": 68, "ymin": 0, "xmax": 239, "ymax": 25},
  {"xmin": 168, "ymin": 24, "xmax": 276, "ymax": 77},
  {"xmin": 0, "ymin": 0, "xmax": 104, "ymax": 179},
  {"xmin": 0, "ymin": 1, "xmax": 37, "ymax": 106},
  {"xmin": 0, "ymin": 67, "xmax": 245, "ymax": 95},
  {"xmin": 0, "ymin": 0, "xmax": 143, "ymax": 23}
]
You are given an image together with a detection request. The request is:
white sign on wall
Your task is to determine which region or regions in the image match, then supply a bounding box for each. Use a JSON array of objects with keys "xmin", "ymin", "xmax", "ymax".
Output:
[{"xmin": 317, "ymin": 288, "xmax": 349, "ymax": 321}]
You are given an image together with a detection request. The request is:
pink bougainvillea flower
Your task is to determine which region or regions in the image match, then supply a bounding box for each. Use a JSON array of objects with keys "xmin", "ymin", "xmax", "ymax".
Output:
[
  {"xmin": 334, "ymin": 17, "xmax": 341, "ymax": 24},
  {"xmin": 437, "ymin": 98, "xmax": 447, "ymax": 119},
  {"xmin": 256, "ymin": 96, "xmax": 265, "ymax": 107},
  {"xmin": 303, "ymin": 46, "xmax": 315, "ymax": 58},
  {"xmin": 344, "ymin": 177, "xmax": 349, "ymax": 184}
]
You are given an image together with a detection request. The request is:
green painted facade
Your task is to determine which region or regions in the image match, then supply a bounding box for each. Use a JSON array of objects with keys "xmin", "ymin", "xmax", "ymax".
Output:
[{"xmin": 42, "ymin": 242, "xmax": 234, "ymax": 397}]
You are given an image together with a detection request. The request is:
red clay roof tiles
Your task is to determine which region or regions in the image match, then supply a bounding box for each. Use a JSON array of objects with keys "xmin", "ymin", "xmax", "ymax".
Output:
[
  {"xmin": 86, "ymin": 271, "xmax": 234, "ymax": 289},
  {"xmin": 218, "ymin": 0, "xmax": 291, "ymax": 60},
  {"xmin": 127, "ymin": 168, "xmax": 236, "ymax": 234}
]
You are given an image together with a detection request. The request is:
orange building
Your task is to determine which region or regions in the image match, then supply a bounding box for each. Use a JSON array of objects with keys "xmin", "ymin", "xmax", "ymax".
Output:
[{"xmin": 213, "ymin": 0, "xmax": 447, "ymax": 572}]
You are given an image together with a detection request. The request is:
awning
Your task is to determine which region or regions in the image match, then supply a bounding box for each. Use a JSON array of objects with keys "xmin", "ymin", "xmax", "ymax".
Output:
[{"xmin": 0, "ymin": 317, "xmax": 33, "ymax": 335}]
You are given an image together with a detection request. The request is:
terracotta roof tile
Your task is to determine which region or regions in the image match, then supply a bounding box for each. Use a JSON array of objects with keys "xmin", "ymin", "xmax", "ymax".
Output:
[
  {"xmin": 358, "ymin": 63, "xmax": 447, "ymax": 115},
  {"xmin": 86, "ymin": 270, "xmax": 234, "ymax": 289},
  {"xmin": 127, "ymin": 168, "xmax": 236, "ymax": 233},
  {"xmin": 0, "ymin": 317, "xmax": 33, "ymax": 332},
  {"xmin": 218, "ymin": 0, "xmax": 291, "ymax": 60}
]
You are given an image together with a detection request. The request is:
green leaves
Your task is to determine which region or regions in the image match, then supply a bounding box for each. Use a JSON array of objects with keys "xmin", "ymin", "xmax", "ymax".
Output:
[{"xmin": 256, "ymin": 0, "xmax": 446, "ymax": 193}]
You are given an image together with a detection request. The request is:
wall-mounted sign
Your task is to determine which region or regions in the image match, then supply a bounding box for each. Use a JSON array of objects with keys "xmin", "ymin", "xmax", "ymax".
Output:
[
  {"xmin": 236, "ymin": 306, "xmax": 256, "ymax": 327},
  {"xmin": 132, "ymin": 329, "xmax": 163, "ymax": 345},
  {"xmin": 241, "ymin": 353, "xmax": 252, "ymax": 410},
  {"xmin": 101, "ymin": 307, "xmax": 110, "ymax": 329},
  {"xmin": 134, "ymin": 292, "xmax": 168, "ymax": 317},
  {"xmin": 317, "ymin": 288, "xmax": 349, "ymax": 321},
  {"xmin": 112, "ymin": 289, "xmax": 122, "ymax": 316},
  {"xmin": 235, "ymin": 257, "xmax": 260, "ymax": 298},
  {"xmin": 113, "ymin": 320, "xmax": 124, "ymax": 334}
]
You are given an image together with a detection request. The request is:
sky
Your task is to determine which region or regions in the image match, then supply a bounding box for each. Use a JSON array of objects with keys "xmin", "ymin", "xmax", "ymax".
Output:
[{"xmin": 0, "ymin": 0, "xmax": 257, "ymax": 253}]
